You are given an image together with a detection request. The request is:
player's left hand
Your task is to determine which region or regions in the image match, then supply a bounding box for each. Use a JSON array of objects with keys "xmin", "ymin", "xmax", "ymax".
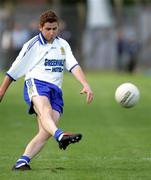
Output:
[{"xmin": 80, "ymin": 85, "xmax": 93, "ymax": 104}]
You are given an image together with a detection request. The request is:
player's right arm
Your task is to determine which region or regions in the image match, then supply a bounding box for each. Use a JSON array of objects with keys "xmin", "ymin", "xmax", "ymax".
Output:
[
  {"xmin": 7, "ymin": 36, "xmax": 39, "ymax": 81},
  {"xmin": 0, "ymin": 36, "xmax": 39, "ymax": 102},
  {"xmin": 0, "ymin": 41, "xmax": 30, "ymax": 102},
  {"xmin": 0, "ymin": 75, "xmax": 13, "ymax": 102}
]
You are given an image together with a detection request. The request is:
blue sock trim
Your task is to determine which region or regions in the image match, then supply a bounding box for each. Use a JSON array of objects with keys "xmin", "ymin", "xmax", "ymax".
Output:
[
  {"xmin": 54, "ymin": 128, "xmax": 64, "ymax": 141},
  {"xmin": 16, "ymin": 155, "xmax": 30, "ymax": 166},
  {"xmin": 21, "ymin": 156, "xmax": 30, "ymax": 163}
]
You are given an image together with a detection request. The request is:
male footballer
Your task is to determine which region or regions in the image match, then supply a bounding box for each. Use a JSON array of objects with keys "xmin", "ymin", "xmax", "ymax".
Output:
[{"xmin": 0, "ymin": 10, "xmax": 93, "ymax": 170}]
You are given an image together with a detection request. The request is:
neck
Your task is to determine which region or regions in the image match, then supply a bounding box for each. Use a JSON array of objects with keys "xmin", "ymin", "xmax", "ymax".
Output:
[{"xmin": 47, "ymin": 38, "xmax": 54, "ymax": 44}]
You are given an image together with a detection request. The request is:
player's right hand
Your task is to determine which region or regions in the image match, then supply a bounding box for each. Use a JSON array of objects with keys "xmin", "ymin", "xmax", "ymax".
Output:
[
  {"xmin": 0, "ymin": 87, "xmax": 4, "ymax": 102},
  {"xmin": 0, "ymin": 75, "xmax": 13, "ymax": 102}
]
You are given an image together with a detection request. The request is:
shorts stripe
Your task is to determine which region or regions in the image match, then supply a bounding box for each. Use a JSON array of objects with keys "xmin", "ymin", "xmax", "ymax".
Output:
[{"xmin": 25, "ymin": 78, "xmax": 39, "ymax": 101}]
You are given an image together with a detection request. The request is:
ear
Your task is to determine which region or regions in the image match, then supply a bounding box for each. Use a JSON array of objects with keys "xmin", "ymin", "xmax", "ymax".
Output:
[{"xmin": 39, "ymin": 24, "xmax": 42, "ymax": 31}]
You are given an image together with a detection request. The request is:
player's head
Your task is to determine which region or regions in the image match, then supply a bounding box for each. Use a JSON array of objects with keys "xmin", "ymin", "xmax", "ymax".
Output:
[
  {"xmin": 39, "ymin": 10, "xmax": 59, "ymax": 42},
  {"xmin": 39, "ymin": 10, "xmax": 59, "ymax": 27}
]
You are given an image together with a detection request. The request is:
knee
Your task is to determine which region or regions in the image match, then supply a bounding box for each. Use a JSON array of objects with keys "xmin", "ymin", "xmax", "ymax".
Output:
[{"xmin": 37, "ymin": 130, "xmax": 51, "ymax": 142}]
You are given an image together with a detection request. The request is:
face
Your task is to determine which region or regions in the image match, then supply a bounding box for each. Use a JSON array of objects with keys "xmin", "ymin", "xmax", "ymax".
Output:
[{"xmin": 39, "ymin": 22, "xmax": 59, "ymax": 43}]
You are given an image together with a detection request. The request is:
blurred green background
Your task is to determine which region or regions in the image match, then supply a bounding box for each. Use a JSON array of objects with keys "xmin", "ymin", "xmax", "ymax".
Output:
[
  {"xmin": 1, "ymin": 0, "xmax": 151, "ymax": 179},
  {"xmin": 1, "ymin": 72, "xmax": 151, "ymax": 179}
]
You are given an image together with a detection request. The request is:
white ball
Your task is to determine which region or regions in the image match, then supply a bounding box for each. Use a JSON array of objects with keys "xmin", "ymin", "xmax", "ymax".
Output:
[{"xmin": 115, "ymin": 83, "xmax": 140, "ymax": 108}]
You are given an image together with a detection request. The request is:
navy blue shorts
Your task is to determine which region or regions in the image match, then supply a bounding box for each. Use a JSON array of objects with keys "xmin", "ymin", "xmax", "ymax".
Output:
[{"xmin": 24, "ymin": 78, "xmax": 64, "ymax": 114}]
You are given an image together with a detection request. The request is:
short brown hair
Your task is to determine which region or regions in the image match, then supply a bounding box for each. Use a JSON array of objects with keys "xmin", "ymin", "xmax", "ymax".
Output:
[{"xmin": 39, "ymin": 10, "xmax": 59, "ymax": 27}]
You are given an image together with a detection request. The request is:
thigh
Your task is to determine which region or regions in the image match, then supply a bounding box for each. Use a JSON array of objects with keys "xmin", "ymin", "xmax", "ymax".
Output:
[
  {"xmin": 32, "ymin": 95, "xmax": 53, "ymax": 116},
  {"xmin": 33, "ymin": 95, "xmax": 61, "ymax": 124}
]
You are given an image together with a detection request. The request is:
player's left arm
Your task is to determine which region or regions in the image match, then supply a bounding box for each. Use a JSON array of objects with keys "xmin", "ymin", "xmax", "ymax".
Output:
[{"xmin": 71, "ymin": 65, "xmax": 93, "ymax": 104}]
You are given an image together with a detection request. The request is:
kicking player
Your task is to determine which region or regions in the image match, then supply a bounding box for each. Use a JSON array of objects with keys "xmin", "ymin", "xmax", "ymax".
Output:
[{"xmin": 0, "ymin": 10, "xmax": 93, "ymax": 170}]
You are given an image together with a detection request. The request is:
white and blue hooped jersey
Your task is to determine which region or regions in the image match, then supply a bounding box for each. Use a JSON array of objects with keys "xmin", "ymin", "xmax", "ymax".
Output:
[{"xmin": 7, "ymin": 32, "xmax": 78, "ymax": 88}]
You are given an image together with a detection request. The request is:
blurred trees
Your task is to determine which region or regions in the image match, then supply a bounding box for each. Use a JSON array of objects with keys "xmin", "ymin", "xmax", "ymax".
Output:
[{"xmin": 1, "ymin": 0, "xmax": 151, "ymax": 70}]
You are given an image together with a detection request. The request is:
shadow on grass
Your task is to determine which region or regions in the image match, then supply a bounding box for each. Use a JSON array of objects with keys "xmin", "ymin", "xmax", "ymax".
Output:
[{"xmin": 34, "ymin": 166, "xmax": 66, "ymax": 173}]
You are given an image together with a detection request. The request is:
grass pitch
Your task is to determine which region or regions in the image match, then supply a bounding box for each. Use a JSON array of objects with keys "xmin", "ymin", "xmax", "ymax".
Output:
[{"xmin": 0, "ymin": 71, "xmax": 151, "ymax": 180}]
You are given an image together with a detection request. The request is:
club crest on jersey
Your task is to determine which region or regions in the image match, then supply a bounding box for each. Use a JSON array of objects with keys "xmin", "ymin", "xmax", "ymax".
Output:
[{"xmin": 60, "ymin": 47, "xmax": 65, "ymax": 55}]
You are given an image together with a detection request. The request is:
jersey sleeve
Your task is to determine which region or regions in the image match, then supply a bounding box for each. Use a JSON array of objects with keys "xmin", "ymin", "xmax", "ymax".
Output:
[
  {"xmin": 6, "ymin": 43, "xmax": 30, "ymax": 80},
  {"xmin": 6, "ymin": 39, "xmax": 38, "ymax": 81},
  {"xmin": 64, "ymin": 42, "xmax": 78, "ymax": 72}
]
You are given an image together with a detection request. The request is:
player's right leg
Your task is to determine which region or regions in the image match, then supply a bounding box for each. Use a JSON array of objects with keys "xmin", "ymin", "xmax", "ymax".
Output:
[
  {"xmin": 12, "ymin": 115, "xmax": 51, "ymax": 171},
  {"xmin": 22, "ymin": 116, "xmax": 51, "ymax": 159},
  {"xmin": 12, "ymin": 107, "xmax": 61, "ymax": 171},
  {"xmin": 12, "ymin": 96, "xmax": 81, "ymax": 171},
  {"xmin": 14, "ymin": 79, "xmax": 81, "ymax": 168}
]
